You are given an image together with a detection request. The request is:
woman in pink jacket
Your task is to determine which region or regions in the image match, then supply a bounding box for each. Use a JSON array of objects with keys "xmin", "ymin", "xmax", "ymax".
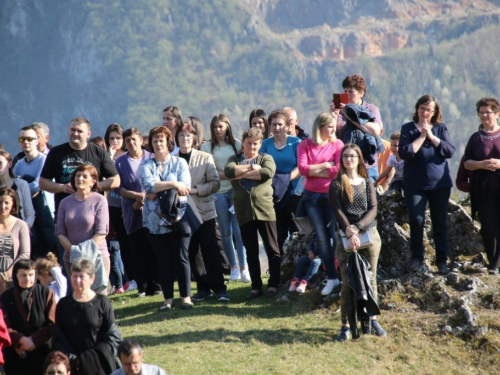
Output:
[{"xmin": 297, "ymin": 112, "xmax": 343, "ymax": 296}]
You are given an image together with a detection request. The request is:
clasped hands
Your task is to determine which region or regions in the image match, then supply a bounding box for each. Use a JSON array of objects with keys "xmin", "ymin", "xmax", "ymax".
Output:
[{"xmin": 346, "ymin": 224, "xmax": 360, "ymax": 252}]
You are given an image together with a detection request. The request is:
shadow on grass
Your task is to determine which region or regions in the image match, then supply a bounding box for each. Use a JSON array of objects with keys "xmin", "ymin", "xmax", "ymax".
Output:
[{"xmin": 129, "ymin": 326, "xmax": 333, "ymax": 347}]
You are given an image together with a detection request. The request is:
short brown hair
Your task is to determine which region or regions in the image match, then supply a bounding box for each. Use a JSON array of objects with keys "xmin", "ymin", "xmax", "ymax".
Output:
[
  {"xmin": 69, "ymin": 164, "xmax": 100, "ymax": 192},
  {"xmin": 43, "ymin": 351, "xmax": 71, "ymax": 373},
  {"xmin": 175, "ymin": 123, "xmax": 198, "ymax": 148},
  {"xmin": 268, "ymin": 110, "xmax": 290, "ymax": 128},
  {"xmin": 0, "ymin": 187, "xmax": 20, "ymax": 215},
  {"xmin": 241, "ymin": 127, "xmax": 264, "ymax": 143},
  {"xmin": 148, "ymin": 126, "xmax": 175, "ymax": 153},
  {"xmin": 390, "ymin": 131, "xmax": 400, "ymax": 141},
  {"xmin": 123, "ymin": 127, "xmax": 143, "ymax": 140},
  {"xmin": 342, "ymin": 75, "xmax": 367, "ymax": 97},
  {"xmin": 476, "ymin": 97, "xmax": 499, "ymax": 114},
  {"xmin": 71, "ymin": 258, "xmax": 96, "ymax": 278},
  {"xmin": 70, "ymin": 117, "xmax": 91, "ymax": 129}
]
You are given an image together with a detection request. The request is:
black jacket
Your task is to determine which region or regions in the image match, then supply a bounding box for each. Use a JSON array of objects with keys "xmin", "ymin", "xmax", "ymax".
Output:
[{"xmin": 346, "ymin": 252, "xmax": 380, "ymax": 338}]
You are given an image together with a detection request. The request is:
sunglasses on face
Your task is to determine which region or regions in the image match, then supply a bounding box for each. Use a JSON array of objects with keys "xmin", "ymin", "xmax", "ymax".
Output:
[{"xmin": 18, "ymin": 137, "xmax": 37, "ymax": 143}]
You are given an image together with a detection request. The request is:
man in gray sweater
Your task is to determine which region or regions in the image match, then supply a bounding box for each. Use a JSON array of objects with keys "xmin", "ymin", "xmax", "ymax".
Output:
[{"xmin": 111, "ymin": 340, "xmax": 166, "ymax": 375}]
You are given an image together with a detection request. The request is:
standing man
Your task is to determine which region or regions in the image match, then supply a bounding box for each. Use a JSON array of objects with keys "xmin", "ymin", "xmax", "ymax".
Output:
[
  {"xmin": 39, "ymin": 117, "xmax": 120, "ymax": 209},
  {"xmin": 283, "ymin": 107, "xmax": 309, "ymax": 140},
  {"xmin": 14, "ymin": 125, "xmax": 58, "ymax": 258},
  {"xmin": 40, "ymin": 117, "xmax": 120, "ymax": 276},
  {"xmin": 112, "ymin": 340, "xmax": 166, "ymax": 375}
]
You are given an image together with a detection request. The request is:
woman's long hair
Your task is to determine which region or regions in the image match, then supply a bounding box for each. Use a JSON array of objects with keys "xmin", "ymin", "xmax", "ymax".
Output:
[
  {"xmin": 336, "ymin": 143, "xmax": 368, "ymax": 202},
  {"xmin": 209, "ymin": 114, "xmax": 238, "ymax": 154}
]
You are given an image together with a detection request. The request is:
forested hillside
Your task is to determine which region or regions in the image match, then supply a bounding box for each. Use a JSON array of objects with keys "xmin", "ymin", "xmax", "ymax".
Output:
[{"xmin": 1, "ymin": 0, "xmax": 500, "ymax": 177}]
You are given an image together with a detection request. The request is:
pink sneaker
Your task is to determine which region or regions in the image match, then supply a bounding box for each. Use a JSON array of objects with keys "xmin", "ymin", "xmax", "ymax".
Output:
[
  {"xmin": 114, "ymin": 287, "xmax": 125, "ymax": 294},
  {"xmin": 289, "ymin": 278, "xmax": 301, "ymax": 292},
  {"xmin": 123, "ymin": 282, "xmax": 130, "ymax": 291},
  {"xmin": 296, "ymin": 280, "xmax": 308, "ymax": 293}
]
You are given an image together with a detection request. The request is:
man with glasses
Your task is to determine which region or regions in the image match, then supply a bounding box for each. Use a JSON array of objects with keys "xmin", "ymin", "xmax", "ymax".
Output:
[{"xmin": 14, "ymin": 125, "xmax": 58, "ymax": 258}]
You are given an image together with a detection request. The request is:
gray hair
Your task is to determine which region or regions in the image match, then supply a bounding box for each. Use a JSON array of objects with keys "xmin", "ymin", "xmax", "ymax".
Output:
[
  {"xmin": 70, "ymin": 258, "xmax": 96, "ymax": 278},
  {"xmin": 31, "ymin": 122, "xmax": 50, "ymax": 136}
]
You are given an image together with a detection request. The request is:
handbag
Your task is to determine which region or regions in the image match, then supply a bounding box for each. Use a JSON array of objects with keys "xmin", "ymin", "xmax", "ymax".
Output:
[{"xmin": 339, "ymin": 228, "xmax": 373, "ymax": 251}]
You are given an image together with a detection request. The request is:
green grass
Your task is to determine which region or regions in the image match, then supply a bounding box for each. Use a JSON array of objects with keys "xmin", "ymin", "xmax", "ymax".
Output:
[{"xmin": 110, "ymin": 279, "xmax": 498, "ymax": 375}]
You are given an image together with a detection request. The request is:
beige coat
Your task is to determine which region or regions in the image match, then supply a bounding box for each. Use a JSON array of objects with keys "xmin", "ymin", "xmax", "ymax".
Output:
[{"xmin": 188, "ymin": 149, "xmax": 220, "ymax": 222}]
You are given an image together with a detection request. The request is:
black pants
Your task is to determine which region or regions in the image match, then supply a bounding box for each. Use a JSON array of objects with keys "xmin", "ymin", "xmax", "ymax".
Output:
[
  {"xmin": 240, "ymin": 220, "xmax": 281, "ymax": 291},
  {"xmin": 31, "ymin": 192, "xmax": 58, "ymax": 259},
  {"xmin": 275, "ymin": 203, "xmax": 298, "ymax": 256},
  {"xmin": 145, "ymin": 229, "xmax": 191, "ymax": 299},
  {"xmin": 109, "ymin": 206, "xmax": 136, "ymax": 281},
  {"xmin": 128, "ymin": 228, "xmax": 161, "ymax": 295},
  {"xmin": 477, "ymin": 191, "xmax": 500, "ymax": 269},
  {"xmin": 188, "ymin": 218, "xmax": 227, "ymax": 294},
  {"xmin": 405, "ymin": 187, "xmax": 450, "ymax": 265}
]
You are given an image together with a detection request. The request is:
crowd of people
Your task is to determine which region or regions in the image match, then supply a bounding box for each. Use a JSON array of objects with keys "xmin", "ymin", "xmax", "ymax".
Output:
[{"xmin": 0, "ymin": 72, "xmax": 497, "ymax": 373}]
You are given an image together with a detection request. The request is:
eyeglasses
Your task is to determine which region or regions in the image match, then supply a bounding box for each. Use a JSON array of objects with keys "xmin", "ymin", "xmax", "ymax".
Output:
[
  {"xmin": 418, "ymin": 107, "xmax": 435, "ymax": 114},
  {"xmin": 478, "ymin": 111, "xmax": 498, "ymax": 116},
  {"xmin": 18, "ymin": 137, "xmax": 37, "ymax": 143},
  {"xmin": 342, "ymin": 154, "xmax": 358, "ymax": 160}
]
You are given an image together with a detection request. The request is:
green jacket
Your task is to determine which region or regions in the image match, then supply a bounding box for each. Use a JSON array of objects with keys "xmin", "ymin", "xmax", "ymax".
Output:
[{"xmin": 224, "ymin": 153, "xmax": 276, "ymax": 226}]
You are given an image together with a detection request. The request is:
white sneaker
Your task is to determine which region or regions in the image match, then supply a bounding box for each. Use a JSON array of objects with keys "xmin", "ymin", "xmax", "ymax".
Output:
[
  {"xmin": 240, "ymin": 268, "xmax": 251, "ymax": 283},
  {"xmin": 321, "ymin": 279, "xmax": 341, "ymax": 295},
  {"xmin": 127, "ymin": 280, "xmax": 138, "ymax": 291},
  {"xmin": 229, "ymin": 267, "xmax": 240, "ymax": 281}
]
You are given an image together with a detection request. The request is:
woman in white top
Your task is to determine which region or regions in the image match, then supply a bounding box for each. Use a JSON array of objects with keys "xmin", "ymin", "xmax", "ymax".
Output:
[{"xmin": 201, "ymin": 114, "xmax": 250, "ymax": 282}]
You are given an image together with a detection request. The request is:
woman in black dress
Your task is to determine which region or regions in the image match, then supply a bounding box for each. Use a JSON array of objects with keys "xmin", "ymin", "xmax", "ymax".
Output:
[
  {"xmin": 1, "ymin": 259, "xmax": 56, "ymax": 375},
  {"xmin": 52, "ymin": 258, "xmax": 120, "ymax": 375}
]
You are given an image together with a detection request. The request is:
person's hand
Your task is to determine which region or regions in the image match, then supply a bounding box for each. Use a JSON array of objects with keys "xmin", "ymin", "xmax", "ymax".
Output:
[
  {"xmin": 482, "ymin": 158, "xmax": 500, "ymax": 171},
  {"xmin": 147, "ymin": 193, "xmax": 157, "ymax": 201},
  {"xmin": 348, "ymin": 234, "xmax": 360, "ymax": 252},
  {"xmin": 421, "ymin": 121, "xmax": 433, "ymax": 138},
  {"xmin": 175, "ymin": 182, "xmax": 190, "ymax": 196},
  {"xmin": 308, "ymin": 252, "xmax": 316, "ymax": 261},
  {"xmin": 252, "ymin": 164, "xmax": 262, "ymax": 171},
  {"xmin": 19, "ymin": 336, "xmax": 35, "ymax": 352},
  {"xmin": 132, "ymin": 201, "xmax": 143, "ymax": 211},
  {"xmin": 60, "ymin": 183, "xmax": 75, "ymax": 194},
  {"xmin": 109, "ymin": 145, "xmax": 117, "ymax": 159},
  {"xmin": 329, "ymin": 102, "xmax": 341, "ymax": 116},
  {"xmin": 190, "ymin": 187, "xmax": 199, "ymax": 195},
  {"xmin": 345, "ymin": 225, "xmax": 359, "ymax": 238}
]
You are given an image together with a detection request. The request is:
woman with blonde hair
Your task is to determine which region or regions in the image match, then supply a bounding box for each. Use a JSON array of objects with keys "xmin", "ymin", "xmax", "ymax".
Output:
[
  {"xmin": 329, "ymin": 143, "xmax": 385, "ymax": 341},
  {"xmin": 296, "ymin": 112, "xmax": 343, "ymax": 295}
]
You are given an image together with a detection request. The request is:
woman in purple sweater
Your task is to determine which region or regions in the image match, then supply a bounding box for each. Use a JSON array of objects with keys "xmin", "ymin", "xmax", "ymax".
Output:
[
  {"xmin": 114, "ymin": 128, "xmax": 160, "ymax": 297},
  {"xmin": 56, "ymin": 165, "xmax": 109, "ymax": 281},
  {"xmin": 464, "ymin": 97, "xmax": 500, "ymax": 274}
]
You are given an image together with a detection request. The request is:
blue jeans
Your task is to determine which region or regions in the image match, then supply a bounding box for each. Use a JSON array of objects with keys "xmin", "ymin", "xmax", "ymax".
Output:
[
  {"xmin": 302, "ymin": 190, "xmax": 338, "ymax": 279},
  {"xmin": 367, "ymin": 166, "xmax": 379, "ymax": 182},
  {"xmin": 108, "ymin": 240, "xmax": 127, "ymax": 288},
  {"xmin": 214, "ymin": 190, "xmax": 247, "ymax": 268},
  {"xmin": 294, "ymin": 255, "xmax": 321, "ymax": 281},
  {"xmin": 405, "ymin": 187, "xmax": 451, "ymax": 264}
]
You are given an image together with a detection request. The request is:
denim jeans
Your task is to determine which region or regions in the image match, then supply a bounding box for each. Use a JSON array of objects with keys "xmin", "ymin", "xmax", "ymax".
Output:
[
  {"xmin": 367, "ymin": 166, "xmax": 379, "ymax": 182},
  {"xmin": 108, "ymin": 240, "xmax": 126, "ymax": 288},
  {"xmin": 294, "ymin": 255, "xmax": 321, "ymax": 282},
  {"xmin": 302, "ymin": 190, "xmax": 338, "ymax": 279},
  {"xmin": 214, "ymin": 190, "xmax": 247, "ymax": 268},
  {"xmin": 405, "ymin": 187, "xmax": 451, "ymax": 264}
]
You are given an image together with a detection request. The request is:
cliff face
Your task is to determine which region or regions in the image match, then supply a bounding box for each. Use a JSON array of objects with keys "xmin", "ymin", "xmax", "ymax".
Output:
[{"xmin": 242, "ymin": 0, "xmax": 500, "ymax": 60}]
